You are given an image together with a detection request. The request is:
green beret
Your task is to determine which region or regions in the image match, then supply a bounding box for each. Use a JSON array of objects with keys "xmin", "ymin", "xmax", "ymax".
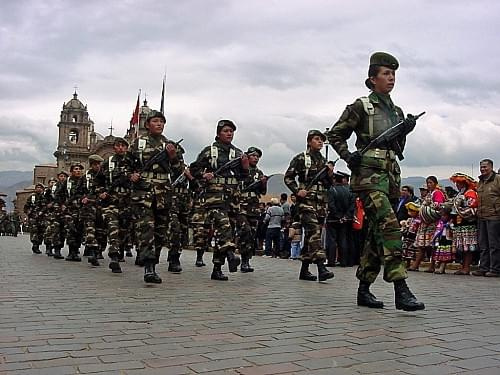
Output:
[
  {"xmin": 88, "ymin": 154, "xmax": 104, "ymax": 163},
  {"xmin": 146, "ymin": 110, "xmax": 166, "ymax": 123},
  {"xmin": 57, "ymin": 170, "xmax": 69, "ymax": 177},
  {"xmin": 246, "ymin": 146, "xmax": 262, "ymax": 157},
  {"xmin": 70, "ymin": 163, "xmax": 84, "ymax": 171},
  {"xmin": 369, "ymin": 52, "xmax": 399, "ymax": 70},
  {"xmin": 307, "ymin": 129, "xmax": 326, "ymax": 142},
  {"xmin": 113, "ymin": 137, "xmax": 129, "ymax": 146},
  {"xmin": 35, "ymin": 183, "xmax": 44, "ymax": 189}
]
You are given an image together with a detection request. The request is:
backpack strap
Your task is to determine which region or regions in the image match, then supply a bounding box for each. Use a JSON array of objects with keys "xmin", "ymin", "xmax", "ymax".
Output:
[
  {"xmin": 303, "ymin": 151, "xmax": 311, "ymax": 180},
  {"xmin": 210, "ymin": 146, "xmax": 218, "ymax": 169},
  {"xmin": 359, "ymin": 96, "xmax": 375, "ymax": 137}
]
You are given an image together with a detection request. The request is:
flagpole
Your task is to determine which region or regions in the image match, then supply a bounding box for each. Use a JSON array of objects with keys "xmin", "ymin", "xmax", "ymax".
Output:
[{"xmin": 135, "ymin": 88, "xmax": 141, "ymax": 138}]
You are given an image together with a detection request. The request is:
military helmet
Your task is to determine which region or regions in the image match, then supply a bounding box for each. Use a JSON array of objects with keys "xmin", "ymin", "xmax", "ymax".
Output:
[
  {"xmin": 246, "ymin": 146, "xmax": 262, "ymax": 157},
  {"xmin": 113, "ymin": 137, "xmax": 129, "ymax": 147},
  {"xmin": 88, "ymin": 154, "xmax": 104, "ymax": 163},
  {"xmin": 146, "ymin": 110, "xmax": 166, "ymax": 123},
  {"xmin": 216, "ymin": 119, "xmax": 236, "ymax": 134},
  {"xmin": 307, "ymin": 129, "xmax": 326, "ymax": 142}
]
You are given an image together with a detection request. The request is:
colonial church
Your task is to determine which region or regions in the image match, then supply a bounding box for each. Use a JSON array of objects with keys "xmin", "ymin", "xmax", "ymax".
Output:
[{"xmin": 14, "ymin": 91, "xmax": 152, "ymax": 215}]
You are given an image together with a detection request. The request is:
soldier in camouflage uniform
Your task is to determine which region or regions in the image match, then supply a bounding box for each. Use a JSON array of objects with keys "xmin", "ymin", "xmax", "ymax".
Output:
[
  {"xmin": 326, "ymin": 52, "xmax": 424, "ymax": 311},
  {"xmin": 23, "ymin": 183, "xmax": 47, "ymax": 254},
  {"xmin": 190, "ymin": 120, "xmax": 248, "ymax": 281},
  {"xmin": 190, "ymin": 177, "xmax": 210, "ymax": 267},
  {"xmin": 42, "ymin": 178, "xmax": 58, "ymax": 256},
  {"xmin": 98, "ymin": 137, "xmax": 135, "ymax": 274},
  {"xmin": 0, "ymin": 198, "xmax": 8, "ymax": 236},
  {"xmin": 57, "ymin": 163, "xmax": 85, "ymax": 262},
  {"xmin": 80, "ymin": 154, "xmax": 105, "ymax": 267},
  {"xmin": 129, "ymin": 110, "xmax": 185, "ymax": 284},
  {"xmin": 45, "ymin": 171, "xmax": 68, "ymax": 259},
  {"xmin": 284, "ymin": 130, "xmax": 335, "ymax": 282},
  {"xmin": 237, "ymin": 147, "xmax": 267, "ymax": 272}
]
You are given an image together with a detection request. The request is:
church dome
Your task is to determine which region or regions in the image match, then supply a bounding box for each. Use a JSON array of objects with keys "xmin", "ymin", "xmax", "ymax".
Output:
[{"xmin": 63, "ymin": 92, "xmax": 86, "ymax": 110}]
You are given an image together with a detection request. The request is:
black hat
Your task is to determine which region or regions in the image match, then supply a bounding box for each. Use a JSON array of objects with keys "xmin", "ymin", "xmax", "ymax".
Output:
[
  {"xmin": 246, "ymin": 147, "xmax": 262, "ymax": 157},
  {"xmin": 307, "ymin": 129, "xmax": 326, "ymax": 142},
  {"xmin": 57, "ymin": 170, "xmax": 69, "ymax": 177},
  {"xmin": 146, "ymin": 110, "xmax": 166, "ymax": 123},
  {"xmin": 216, "ymin": 119, "xmax": 236, "ymax": 134}
]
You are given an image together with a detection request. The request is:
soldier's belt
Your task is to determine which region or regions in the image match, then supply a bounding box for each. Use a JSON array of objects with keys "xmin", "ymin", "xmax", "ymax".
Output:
[
  {"xmin": 141, "ymin": 171, "xmax": 171, "ymax": 181},
  {"xmin": 241, "ymin": 192, "xmax": 258, "ymax": 198},
  {"xmin": 299, "ymin": 183, "xmax": 326, "ymax": 192},
  {"xmin": 210, "ymin": 177, "xmax": 238, "ymax": 185},
  {"xmin": 363, "ymin": 148, "xmax": 396, "ymax": 160},
  {"xmin": 173, "ymin": 187, "xmax": 188, "ymax": 194}
]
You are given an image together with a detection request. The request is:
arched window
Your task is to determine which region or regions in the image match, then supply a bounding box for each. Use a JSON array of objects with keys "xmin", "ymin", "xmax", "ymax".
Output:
[
  {"xmin": 72, "ymin": 115, "xmax": 78, "ymax": 122},
  {"xmin": 68, "ymin": 129, "xmax": 79, "ymax": 144}
]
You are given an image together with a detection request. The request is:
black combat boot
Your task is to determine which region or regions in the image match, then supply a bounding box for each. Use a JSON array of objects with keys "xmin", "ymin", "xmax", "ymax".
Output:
[
  {"xmin": 240, "ymin": 255, "xmax": 254, "ymax": 273},
  {"xmin": 135, "ymin": 256, "xmax": 144, "ymax": 267},
  {"xmin": 211, "ymin": 264, "xmax": 229, "ymax": 281},
  {"xmin": 195, "ymin": 249, "xmax": 206, "ymax": 267},
  {"xmin": 316, "ymin": 260, "xmax": 334, "ymax": 281},
  {"xmin": 168, "ymin": 252, "xmax": 182, "ymax": 273},
  {"xmin": 299, "ymin": 260, "xmax": 317, "ymax": 281},
  {"xmin": 83, "ymin": 246, "xmax": 91, "ymax": 257},
  {"xmin": 227, "ymin": 250, "xmax": 241, "ymax": 273},
  {"xmin": 108, "ymin": 254, "xmax": 122, "ymax": 273},
  {"xmin": 87, "ymin": 247, "xmax": 100, "ymax": 267},
  {"xmin": 53, "ymin": 247, "xmax": 64, "ymax": 259},
  {"xmin": 125, "ymin": 248, "xmax": 133, "ymax": 257},
  {"xmin": 65, "ymin": 246, "xmax": 81, "ymax": 262},
  {"xmin": 32, "ymin": 244, "xmax": 42, "ymax": 254},
  {"xmin": 357, "ymin": 281, "xmax": 384, "ymax": 308},
  {"xmin": 144, "ymin": 263, "xmax": 162, "ymax": 283},
  {"xmin": 45, "ymin": 245, "xmax": 54, "ymax": 257},
  {"xmin": 96, "ymin": 250, "xmax": 104, "ymax": 259},
  {"xmin": 394, "ymin": 279, "xmax": 425, "ymax": 311}
]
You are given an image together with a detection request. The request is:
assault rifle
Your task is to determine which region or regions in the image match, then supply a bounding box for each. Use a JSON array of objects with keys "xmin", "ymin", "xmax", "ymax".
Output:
[
  {"xmin": 171, "ymin": 170, "xmax": 188, "ymax": 188},
  {"xmin": 242, "ymin": 174, "xmax": 277, "ymax": 193},
  {"xmin": 304, "ymin": 158, "xmax": 339, "ymax": 191},
  {"xmin": 360, "ymin": 112, "xmax": 425, "ymax": 160},
  {"xmin": 212, "ymin": 157, "xmax": 242, "ymax": 177},
  {"xmin": 142, "ymin": 138, "xmax": 184, "ymax": 172}
]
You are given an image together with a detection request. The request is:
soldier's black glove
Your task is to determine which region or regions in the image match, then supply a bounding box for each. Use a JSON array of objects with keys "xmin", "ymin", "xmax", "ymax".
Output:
[
  {"xmin": 345, "ymin": 151, "xmax": 362, "ymax": 170},
  {"xmin": 402, "ymin": 114, "xmax": 417, "ymax": 134}
]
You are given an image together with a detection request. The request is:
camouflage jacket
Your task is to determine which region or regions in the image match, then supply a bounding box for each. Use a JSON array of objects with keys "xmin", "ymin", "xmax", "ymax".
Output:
[
  {"xmin": 81, "ymin": 168, "xmax": 105, "ymax": 199},
  {"xmin": 326, "ymin": 92, "xmax": 405, "ymax": 195},
  {"xmin": 129, "ymin": 134, "xmax": 185, "ymax": 192},
  {"xmin": 241, "ymin": 166, "xmax": 266, "ymax": 216},
  {"xmin": 99, "ymin": 153, "xmax": 135, "ymax": 197},
  {"xmin": 284, "ymin": 149, "xmax": 331, "ymax": 214},
  {"xmin": 190, "ymin": 141, "xmax": 248, "ymax": 208},
  {"xmin": 23, "ymin": 192, "xmax": 47, "ymax": 218},
  {"xmin": 56, "ymin": 176, "xmax": 84, "ymax": 208}
]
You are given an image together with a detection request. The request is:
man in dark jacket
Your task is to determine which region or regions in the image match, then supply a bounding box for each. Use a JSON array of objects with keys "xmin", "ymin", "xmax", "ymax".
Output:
[
  {"xmin": 395, "ymin": 185, "xmax": 419, "ymax": 223},
  {"xmin": 325, "ymin": 172, "xmax": 356, "ymax": 266}
]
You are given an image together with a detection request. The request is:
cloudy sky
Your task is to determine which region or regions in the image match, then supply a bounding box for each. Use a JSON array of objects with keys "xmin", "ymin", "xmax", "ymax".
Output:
[{"xmin": 1, "ymin": 0, "xmax": 499, "ymax": 178}]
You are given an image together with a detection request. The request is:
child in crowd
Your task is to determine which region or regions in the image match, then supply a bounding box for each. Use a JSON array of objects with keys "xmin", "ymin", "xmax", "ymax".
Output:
[
  {"xmin": 430, "ymin": 204, "xmax": 454, "ymax": 274},
  {"xmin": 289, "ymin": 222, "xmax": 302, "ymax": 260},
  {"xmin": 401, "ymin": 202, "xmax": 421, "ymax": 268}
]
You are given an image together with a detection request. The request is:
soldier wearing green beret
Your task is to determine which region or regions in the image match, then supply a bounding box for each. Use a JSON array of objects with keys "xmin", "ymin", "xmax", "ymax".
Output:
[
  {"xmin": 284, "ymin": 130, "xmax": 335, "ymax": 282},
  {"xmin": 23, "ymin": 183, "xmax": 47, "ymax": 254},
  {"xmin": 326, "ymin": 52, "xmax": 425, "ymax": 311}
]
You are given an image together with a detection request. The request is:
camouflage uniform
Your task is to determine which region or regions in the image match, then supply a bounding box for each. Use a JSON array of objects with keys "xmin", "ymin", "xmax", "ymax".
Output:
[
  {"xmin": 190, "ymin": 138, "xmax": 248, "ymax": 276},
  {"xmin": 99, "ymin": 152, "xmax": 135, "ymax": 265},
  {"xmin": 23, "ymin": 189, "xmax": 47, "ymax": 252},
  {"xmin": 190, "ymin": 181, "xmax": 211, "ymax": 266},
  {"xmin": 0, "ymin": 202, "xmax": 8, "ymax": 236},
  {"xmin": 284, "ymin": 149, "xmax": 330, "ymax": 262},
  {"xmin": 326, "ymin": 91, "xmax": 406, "ymax": 283},
  {"xmin": 238, "ymin": 164, "xmax": 266, "ymax": 269},
  {"xmin": 57, "ymin": 175, "xmax": 85, "ymax": 260},
  {"xmin": 129, "ymin": 134, "xmax": 185, "ymax": 266},
  {"xmin": 169, "ymin": 181, "xmax": 192, "ymax": 260},
  {"xmin": 45, "ymin": 180, "xmax": 66, "ymax": 258}
]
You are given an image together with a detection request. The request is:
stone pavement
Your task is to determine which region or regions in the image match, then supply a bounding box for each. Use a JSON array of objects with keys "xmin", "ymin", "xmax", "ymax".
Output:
[{"xmin": 1, "ymin": 236, "xmax": 500, "ymax": 375}]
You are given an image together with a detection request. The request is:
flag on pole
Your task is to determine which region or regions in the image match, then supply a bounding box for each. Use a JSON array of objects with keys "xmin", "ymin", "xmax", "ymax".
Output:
[
  {"xmin": 130, "ymin": 90, "xmax": 140, "ymax": 128},
  {"xmin": 160, "ymin": 74, "xmax": 166, "ymax": 115}
]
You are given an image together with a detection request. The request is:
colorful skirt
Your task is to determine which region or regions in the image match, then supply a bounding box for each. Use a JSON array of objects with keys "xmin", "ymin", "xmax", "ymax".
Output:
[
  {"xmin": 453, "ymin": 224, "xmax": 478, "ymax": 252},
  {"xmin": 402, "ymin": 236, "xmax": 417, "ymax": 260},
  {"xmin": 415, "ymin": 221, "xmax": 436, "ymax": 247},
  {"xmin": 432, "ymin": 244, "xmax": 454, "ymax": 263}
]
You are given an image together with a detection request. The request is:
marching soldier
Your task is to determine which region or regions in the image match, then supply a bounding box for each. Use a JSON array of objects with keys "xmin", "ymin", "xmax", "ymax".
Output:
[
  {"xmin": 80, "ymin": 154, "xmax": 105, "ymax": 266},
  {"xmin": 237, "ymin": 147, "xmax": 267, "ymax": 272},
  {"xmin": 42, "ymin": 178, "xmax": 58, "ymax": 256},
  {"xmin": 285, "ymin": 130, "xmax": 335, "ymax": 282},
  {"xmin": 0, "ymin": 198, "xmax": 8, "ymax": 236},
  {"xmin": 129, "ymin": 110, "xmax": 185, "ymax": 283},
  {"xmin": 57, "ymin": 163, "xmax": 85, "ymax": 262},
  {"xmin": 190, "ymin": 119, "xmax": 248, "ymax": 280},
  {"xmin": 47, "ymin": 171, "xmax": 69, "ymax": 259},
  {"xmin": 326, "ymin": 52, "xmax": 425, "ymax": 311},
  {"xmin": 23, "ymin": 183, "xmax": 47, "ymax": 254},
  {"xmin": 98, "ymin": 137, "xmax": 135, "ymax": 274}
]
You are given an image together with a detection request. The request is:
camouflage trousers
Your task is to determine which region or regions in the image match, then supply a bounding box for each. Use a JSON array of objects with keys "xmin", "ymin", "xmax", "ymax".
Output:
[
  {"xmin": 168, "ymin": 202, "xmax": 184, "ymax": 259},
  {"xmin": 297, "ymin": 202, "xmax": 326, "ymax": 262},
  {"xmin": 133, "ymin": 192, "xmax": 180, "ymax": 264},
  {"xmin": 236, "ymin": 214, "xmax": 259, "ymax": 258},
  {"xmin": 81, "ymin": 203, "xmax": 106, "ymax": 250},
  {"xmin": 44, "ymin": 208, "xmax": 65, "ymax": 249},
  {"xmin": 28, "ymin": 215, "xmax": 46, "ymax": 245},
  {"xmin": 356, "ymin": 190, "xmax": 407, "ymax": 283},
  {"xmin": 102, "ymin": 200, "xmax": 133, "ymax": 256},
  {"xmin": 191, "ymin": 207, "xmax": 210, "ymax": 252},
  {"xmin": 205, "ymin": 207, "xmax": 236, "ymax": 265},
  {"xmin": 64, "ymin": 208, "xmax": 84, "ymax": 248}
]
